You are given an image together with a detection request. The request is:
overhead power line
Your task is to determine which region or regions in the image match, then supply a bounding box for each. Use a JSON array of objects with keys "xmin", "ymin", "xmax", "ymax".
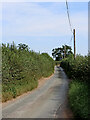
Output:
[
  {"xmin": 68, "ymin": 35, "xmax": 73, "ymax": 45},
  {"xmin": 66, "ymin": 0, "xmax": 73, "ymax": 33},
  {"xmin": 65, "ymin": 0, "xmax": 76, "ymax": 59},
  {"xmin": 64, "ymin": 34, "xmax": 73, "ymax": 46}
]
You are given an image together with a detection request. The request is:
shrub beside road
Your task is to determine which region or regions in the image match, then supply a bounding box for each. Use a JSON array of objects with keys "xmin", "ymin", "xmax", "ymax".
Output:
[
  {"xmin": 61, "ymin": 55, "xmax": 89, "ymax": 118},
  {"xmin": 2, "ymin": 43, "xmax": 54, "ymax": 102}
]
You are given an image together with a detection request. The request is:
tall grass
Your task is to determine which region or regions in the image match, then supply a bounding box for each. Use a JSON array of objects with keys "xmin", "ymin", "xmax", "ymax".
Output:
[
  {"xmin": 2, "ymin": 42, "xmax": 55, "ymax": 102},
  {"xmin": 69, "ymin": 80, "xmax": 88, "ymax": 118}
]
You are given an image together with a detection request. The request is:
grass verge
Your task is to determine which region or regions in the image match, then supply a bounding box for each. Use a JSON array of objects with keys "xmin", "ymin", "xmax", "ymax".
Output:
[{"xmin": 69, "ymin": 80, "xmax": 88, "ymax": 118}]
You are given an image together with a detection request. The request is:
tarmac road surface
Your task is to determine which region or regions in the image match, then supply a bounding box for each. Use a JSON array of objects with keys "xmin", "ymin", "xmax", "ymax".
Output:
[{"xmin": 2, "ymin": 66, "xmax": 70, "ymax": 118}]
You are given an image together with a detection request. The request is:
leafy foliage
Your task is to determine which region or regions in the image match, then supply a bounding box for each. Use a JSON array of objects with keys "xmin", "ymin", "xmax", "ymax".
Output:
[
  {"xmin": 2, "ymin": 42, "xmax": 54, "ymax": 102},
  {"xmin": 60, "ymin": 55, "xmax": 89, "ymax": 118},
  {"xmin": 60, "ymin": 55, "xmax": 89, "ymax": 82},
  {"xmin": 52, "ymin": 45, "xmax": 73, "ymax": 61}
]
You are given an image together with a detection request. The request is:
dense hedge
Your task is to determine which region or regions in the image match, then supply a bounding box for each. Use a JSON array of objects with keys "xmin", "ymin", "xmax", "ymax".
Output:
[
  {"xmin": 60, "ymin": 55, "xmax": 89, "ymax": 82},
  {"xmin": 2, "ymin": 43, "xmax": 54, "ymax": 102},
  {"xmin": 60, "ymin": 55, "xmax": 89, "ymax": 118}
]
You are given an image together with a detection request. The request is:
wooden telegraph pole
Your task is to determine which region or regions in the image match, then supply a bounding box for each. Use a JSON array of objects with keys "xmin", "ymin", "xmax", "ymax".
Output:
[{"xmin": 73, "ymin": 29, "xmax": 76, "ymax": 59}]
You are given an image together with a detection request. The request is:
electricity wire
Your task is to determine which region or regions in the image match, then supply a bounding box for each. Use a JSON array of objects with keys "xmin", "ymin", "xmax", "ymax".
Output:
[
  {"xmin": 67, "ymin": 35, "xmax": 73, "ymax": 45},
  {"xmin": 59, "ymin": 0, "xmax": 74, "ymax": 49},
  {"xmin": 66, "ymin": 0, "xmax": 73, "ymax": 33}
]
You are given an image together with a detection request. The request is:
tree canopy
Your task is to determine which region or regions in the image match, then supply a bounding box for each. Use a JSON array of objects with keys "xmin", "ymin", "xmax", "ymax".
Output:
[
  {"xmin": 18, "ymin": 43, "xmax": 29, "ymax": 51},
  {"xmin": 52, "ymin": 45, "xmax": 73, "ymax": 61}
]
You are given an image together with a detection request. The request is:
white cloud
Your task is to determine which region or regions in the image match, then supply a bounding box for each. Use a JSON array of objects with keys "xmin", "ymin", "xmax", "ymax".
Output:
[
  {"xmin": 2, "ymin": 2, "xmax": 71, "ymax": 36},
  {"xmin": 2, "ymin": 2, "xmax": 87, "ymax": 39}
]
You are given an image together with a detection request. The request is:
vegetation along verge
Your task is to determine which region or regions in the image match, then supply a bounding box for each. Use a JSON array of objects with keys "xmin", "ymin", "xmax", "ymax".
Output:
[
  {"xmin": 60, "ymin": 55, "xmax": 89, "ymax": 119},
  {"xmin": 2, "ymin": 42, "xmax": 55, "ymax": 102}
]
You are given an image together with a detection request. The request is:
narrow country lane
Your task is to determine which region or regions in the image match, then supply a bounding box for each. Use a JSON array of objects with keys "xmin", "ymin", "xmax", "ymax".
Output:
[{"xmin": 2, "ymin": 66, "xmax": 71, "ymax": 118}]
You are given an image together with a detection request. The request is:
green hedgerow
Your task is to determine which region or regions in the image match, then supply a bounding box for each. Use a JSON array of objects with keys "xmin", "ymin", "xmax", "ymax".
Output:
[{"xmin": 2, "ymin": 42, "xmax": 55, "ymax": 102}]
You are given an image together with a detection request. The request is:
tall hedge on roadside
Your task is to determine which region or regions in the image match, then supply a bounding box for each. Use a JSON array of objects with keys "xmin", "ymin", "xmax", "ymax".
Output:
[
  {"xmin": 60, "ymin": 55, "xmax": 89, "ymax": 119},
  {"xmin": 2, "ymin": 43, "xmax": 54, "ymax": 102},
  {"xmin": 60, "ymin": 55, "xmax": 89, "ymax": 83}
]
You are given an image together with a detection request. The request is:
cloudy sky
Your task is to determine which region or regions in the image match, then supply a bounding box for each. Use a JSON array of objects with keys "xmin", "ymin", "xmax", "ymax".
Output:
[{"xmin": 1, "ymin": 1, "xmax": 88, "ymax": 56}]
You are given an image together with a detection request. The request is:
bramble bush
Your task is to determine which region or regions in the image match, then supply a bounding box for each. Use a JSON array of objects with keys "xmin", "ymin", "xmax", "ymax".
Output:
[{"xmin": 2, "ymin": 42, "xmax": 55, "ymax": 102}]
